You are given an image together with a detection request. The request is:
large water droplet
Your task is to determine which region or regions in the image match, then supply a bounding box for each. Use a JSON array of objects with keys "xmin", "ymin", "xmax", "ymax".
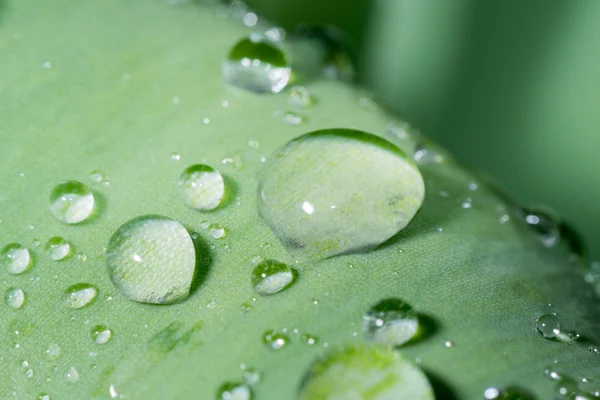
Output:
[
  {"xmin": 536, "ymin": 314, "xmax": 560, "ymax": 339},
  {"xmin": 521, "ymin": 208, "xmax": 560, "ymax": 247},
  {"xmin": 251, "ymin": 260, "xmax": 295, "ymax": 295},
  {"xmin": 223, "ymin": 36, "xmax": 290, "ymax": 94},
  {"xmin": 263, "ymin": 330, "xmax": 289, "ymax": 351},
  {"xmin": 2, "ymin": 243, "xmax": 32, "ymax": 275},
  {"xmin": 45, "ymin": 237, "xmax": 71, "ymax": 261},
  {"xmin": 63, "ymin": 283, "xmax": 98, "ymax": 309},
  {"xmin": 5, "ymin": 287, "xmax": 26, "ymax": 310},
  {"xmin": 177, "ymin": 164, "xmax": 225, "ymax": 211},
  {"xmin": 106, "ymin": 215, "xmax": 196, "ymax": 304},
  {"xmin": 49, "ymin": 181, "xmax": 95, "ymax": 224},
  {"xmin": 91, "ymin": 325, "xmax": 113, "ymax": 344},
  {"xmin": 299, "ymin": 345, "xmax": 434, "ymax": 399},
  {"xmin": 258, "ymin": 129, "xmax": 424, "ymax": 260},
  {"xmin": 363, "ymin": 298, "xmax": 419, "ymax": 346},
  {"xmin": 216, "ymin": 382, "xmax": 253, "ymax": 400}
]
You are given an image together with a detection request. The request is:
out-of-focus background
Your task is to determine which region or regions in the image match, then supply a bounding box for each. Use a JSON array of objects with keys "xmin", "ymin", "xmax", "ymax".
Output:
[{"xmin": 246, "ymin": 0, "xmax": 600, "ymax": 259}]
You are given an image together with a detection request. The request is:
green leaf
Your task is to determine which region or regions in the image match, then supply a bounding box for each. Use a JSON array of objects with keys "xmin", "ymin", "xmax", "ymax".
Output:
[{"xmin": 0, "ymin": 1, "xmax": 598, "ymax": 399}]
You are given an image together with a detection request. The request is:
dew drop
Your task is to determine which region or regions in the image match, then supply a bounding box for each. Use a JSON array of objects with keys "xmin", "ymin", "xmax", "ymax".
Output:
[
  {"xmin": 536, "ymin": 314, "xmax": 560, "ymax": 339},
  {"xmin": 216, "ymin": 382, "xmax": 253, "ymax": 400},
  {"xmin": 258, "ymin": 129, "xmax": 424, "ymax": 260},
  {"xmin": 363, "ymin": 298, "xmax": 419, "ymax": 346},
  {"xmin": 242, "ymin": 367, "xmax": 261, "ymax": 386},
  {"xmin": 1, "ymin": 243, "xmax": 32, "ymax": 275},
  {"xmin": 37, "ymin": 393, "xmax": 51, "ymax": 400},
  {"xmin": 177, "ymin": 164, "xmax": 225, "ymax": 210},
  {"xmin": 88, "ymin": 171, "xmax": 104, "ymax": 183},
  {"xmin": 49, "ymin": 181, "xmax": 95, "ymax": 224},
  {"xmin": 484, "ymin": 387, "xmax": 535, "ymax": 399},
  {"xmin": 63, "ymin": 283, "xmax": 98, "ymax": 309},
  {"xmin": 106, "ymin": 215, "xmax": 196, "ymax": 304},
  {"xmin": 251, "ymin": 260, "xmax": 295, "ymax": 295},
  {"xmin": 282, "ymin": 111, "xmax": 303, "ymax": 126},
  {"xmin": 263, "ymin": 330, "xmax": 289, "ymax": 351},
  {"xmin": 223, "ymin": 36, "xmax": 290, "ymax": 94},
  {"xmin": 522, "ymin": 208, "xmax": 560, "ymax": 247},
  {"xmin": 64, "ymin": 366, "xmax": 79, "ymax": 383},
  {"xmin": 5, "ymin": 287, "xmax": 26, "ymax": 310},
  {"xmin": 45, "ymin": 237, "xmax": 71, "ymax": 261},
  {"xmin": 44, "ymin": 344, "xmax": 61, "ymax": 360},
  {"xmin": 300, "ymin": 333, "xmax": 318, "ymax": 346},
  {"xmin": 208, "ymin": 223, "xmax": 227, "ymax": 239},
  {"xmin": 91, "ymin": 325, "xmax": 113, "ymax": 344},
  {"xmin": 288, "ymin": 86, "xmax": 312, "ymax": 107}
]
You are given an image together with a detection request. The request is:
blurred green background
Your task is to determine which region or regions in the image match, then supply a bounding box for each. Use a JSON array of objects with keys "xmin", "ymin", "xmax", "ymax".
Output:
[{"xmin": 247, "ymin": 0, "xmax": 600, "ymax": 259}]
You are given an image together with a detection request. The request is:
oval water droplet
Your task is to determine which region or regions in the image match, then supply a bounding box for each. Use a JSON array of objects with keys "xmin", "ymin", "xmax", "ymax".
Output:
[
  {"xmin": 299, "ymin": 345, "xmax": 434, "ymax": 399},
  {"xmin": 2, "ymin": 243, "xmax": 32, "ymax": 275},
  {"xmin": 5, "ymin": 287, "xmax": 26, "ymax": 310},
  {"xmin": 300, "ymin": 333, "xmax": 318, "ymax": 346},
  {"xmin": 208, "ymin": 223, "xmax": 227, "ymax": 239},
  {"xmin": 251, "ymin": 260, "xmax": 295, "ymax": 295},
  {"xmin": 223, "ymin": 36, "xmax": 290, "ymax": 94},
  {"xmin": 49, "ymin": 181, "xmax": 95, "ymax": 224},
  {"xmin": 258, "ymin": 129, "xmax": 424, "ymax": 260},
  {"xmin": 216, "ymin": 382, "xmax": 253, "ymax": 400},
  {"xmin": 45, "ymin": 237, "xmax": 71, "ymax": 261},
  {"xmin": 88, "ymin": 171, "xmax": 104, "ymax": 183},
  {"xmin": 536, "ymin": 314, "xmax": 560, "ymax": 339},
  {"xmin": 282, "ymin": 111, "xmax": 303, "ymax": 126},
  {"xmin": 91, "ymin": 325, "xmax": 112, "ymax": 344},
  {"xmin": 263, "ymin": 330, "xmax": 289, "ymax": 351},
  {"xmin": 177, "ymin": 164, "xmax": 225, "ymax": 211},
  {"xmin": 106, "ymin": 215, "xmax": 196, "ymax": 304},
  {"xmin": 288, "ymin": 86, "xmax": 312, "ymax": 107},
  {"xmin": 363, "ymin": 298, "xmax": 419, "ymax": 346},
  {"xmin": 63, "ymin": 283, "xmax": 98, "ymax": 309},
  {"xmin": 522, "ymin": 208, "xmax": 560, "ymax": 247}
]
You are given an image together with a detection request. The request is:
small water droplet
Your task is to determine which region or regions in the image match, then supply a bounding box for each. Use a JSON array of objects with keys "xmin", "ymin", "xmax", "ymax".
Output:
[
  {"xmin": 484, "ymin": 387, "xmax": 535, "ymax": 399},
  {"xmin": 170, "ymin": 152, "xmax": 181, "ymax": 161},
  {"xmin": 243, "ymin": 12, "xmax": 258, "ymax": 27},
  {"xmin": 282, "ymin": 111, "xmax": 303, "ymax": 126},
  {"xmin": 258, "ymin": 129, "xmax": 424, "ymax": 260},
  {"xmin": 42, "ymin": 61, "xmax": 52, "ymax": 69},
  {"xmin": 242, "ymin": 367, "xmax": 261, "ymax": 386},
  {"xmin": 300, "ymin": 333, "xmax": 318, "ymax": 346},
  {"xmin": 536, "ymin": 314, "xmax": 561, "ymax": 339},
  {"xmin": 177, "ymin": 164, "xmax": 225, "ymax": 210},
  {"xmin": 45, "ymin": 237, "xmax": 71, "ymax": 261},
  {"xmin": 263, "ymin": 330, "xmax": 289, "ymax": 350},
  {"xmin": 208, "ymin": 223, "xmax": 227, "ymax": 239},
  {"xmin": 37, "ymin": 393, "xmax": 51, "ymax": 400},
  {"xmin": 363, "ymin": 298, "xmax": 419, "ymax": 346},
  {"xmin": 106, "ymin": 215, "xmax": 197, "ymax": 304},
  {"xmin": 171, "ymin": 96, "xmax": 180, "ymax": 104},
  {"xmin": 64, "ymin": 366, "xmax": 79, "ymax": 383},
  {"xmin": 251, "ymin": 260, "xmax": 295, "ymax": 295},
  {"xmin": 223, "ymin": 36, "xmax": 290, "ymax": 93},
  {"xmin": 5, "ymin": 287, "xmax": 26, "ymax": 310},
  {"xmin": 216, "ymin": 382, "xmax": 252, "ymax": 400},
  {"xmin": 444, "ymin": 341, "xmax": 453, "ymax": 348},
  {"xmin": 288, "ymin": 86, "xmax": 312, "ymax": 107},
  {"xmin": 44, "ymin": 344, "xmax": 61, "ymax": 360},
  {"xmin": 1, "ymin": 243, "xmax": 32, "ymax": 275},
  {"xmin": 63, "ymin": 283, "xmax": 98, "ymax": 309},
  {"xmin": 25, "ymin": 368, "xmax": 34, "ymax": 378},
  {"xmin": 91, "ymin": 325, "xmax": 113, "ymax": 344},
  {"xmin": 49, "ymin": 181, "xmax": 95, "ymax": 224},
  {"xmin": 522, "ymin": 208, "xmax": 560, "ymax": 247},
  {"xmin": 88, "ymin": 171, "xmax": 104, "ymax": 183}
]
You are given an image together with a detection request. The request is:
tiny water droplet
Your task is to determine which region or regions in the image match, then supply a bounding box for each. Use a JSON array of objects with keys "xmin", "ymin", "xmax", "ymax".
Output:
[
  {"xmin": 37, "ymin": 393, "xmax": 51, "ymax": 400},
  {"xmin": 216, "ymin": 382, "xmax": 252, "ymax": 400},
  {"xmin": 5, "ymin": 287, "xmax": 26, "ymax": 310},
  {"xmin": 88, "ymin": 171, "xmax": 104, "ymax": 183},
  {"xmin": 282, "ymin": 111, "xmax": 303, "ymax": 126},
  {"xmin": 258, "ymin": 129, "xmax": 424, "ymax": 260},
  {"xmin": 444, "ymin": 341, "xmax": 453, "ymax": 348},
  {"xmin": 223, "ymin": 36, "xmax": 290, "ymax": 94},
  {"xmin": 2, "ymin": 243, "xmax": 32, "ymax": 275},
  {"xmin": 251, "ymin": 260, "xmax": 295, "ymax": 295},
  {"xmin": 170, "ymin": 152, "xmax": 181, "ymax": 161},
  {"xmin": 363, "ymin": 298, "xmax": 419, "ymax": 346},
  {"xmin": 288, "ymin": 86, "xmax": 312, "ymax": 107},
  {"xmin": 413, "ymin": 141, "xmax": 445, "ymax": 164},
  {"xmin": 522, "ymin": 208, "xmax": 560, "ymax": 247},
  {"xmin": 106, "ymin": 215, "xmax": 196, "ymax": 304},
  {"xmin": 44, "ymin": 344, "xmax": 61, "ymax": 360},
  {"xmin": 177, "ymin": 164, "xmax": 225, "ymax": 211},
  {"xmin": 208, "ymin": 223, "xmax": 227, "ymax": 239},
  {"xmin": 484, "ymin": 387, "xmax": 535, "ymax": 399},
  {"xmin": 64, "ymin": 366, "xmax": 79, "ymax": 383},
  {"xmin": 63, "ymin": 283, "xmax": 98, "ymax": 309},
  {"xmin": 45, "ymin": 237, "xmax": 71, "ymax": 261},
  {"xmin": 300, "ymin": 333, "xmax": 318, "ymax": 346},
  {"xmin": 536, "ymin": 314, "xmax": 561, "ymax": 339},
  {"xmin": 263, "ymin": 330, "xmax": 289, "ymax": 350},
  {"xmin": 242, "ymin": 367, "xmax": 261, "ymax": 386},
  {"xmin": 49, "ymin": 181, "xmax": 95, "ymax": 224},
  {"xmin": 91, "ymin": 325, "xmax": 113, "ymax": 344}
]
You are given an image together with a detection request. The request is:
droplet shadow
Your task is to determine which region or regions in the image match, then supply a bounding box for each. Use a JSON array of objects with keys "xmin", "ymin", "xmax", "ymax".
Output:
[
  {"xmin": 188, "ymin": 230, "xmax": 213, "ymax": 297},
  {"xmin": 404, "ymin": 313, "xmax": 439, "ymax": 346},
  {"xmin": 218, "ymin": 175, "xmax": 240, "ymax": 210},
  {"xmin": 421, "ymin": 369, "xmax": 460, "ymax": 400}
]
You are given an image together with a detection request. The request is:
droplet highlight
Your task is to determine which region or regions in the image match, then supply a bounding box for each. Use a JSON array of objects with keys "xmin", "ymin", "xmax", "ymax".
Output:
[
  {"xmin": 522, "ymin": 208, "xmax": 560, "ymax": 248},
  {"xmin": 177, "ymin": 164, "xmax": 225, "ymax": 211},
  {"xmin": 49, "ymin": 181, "xmax": 95, "ymax": 224},
  {"xmin": 263, "ymin": 330, "xmax": 289, "ymax": 351},
  {"xmin": 251, "ymin": 260, "xmax": 295, "ymax": 295}
]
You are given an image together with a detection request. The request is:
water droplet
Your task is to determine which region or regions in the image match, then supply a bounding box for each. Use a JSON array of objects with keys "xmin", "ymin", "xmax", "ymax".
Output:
[
  {"xmin": 170, "ymin": 152, "xmax": 181, "ymax": 161},
  {"xmin": 299, "ymin": 345, "xmax": 433, "ymax": 399},
  {"xmin": 536, "ymin": 314, "xmax": 560, "ymax": 339},
  {"xmin": 288, "ymin": 86, "xmax": 312, "ymax": 107},
  {"xmin": 363, "ymin": 298, "xmax": 419, "ymax": 346},
  {"xmin": 88, "ymin": 171, "xmax": 104, "ymax": 183},
  {"xmin": 484, "ymin": 387, "xmax": 535, "ymax": 399},
  {"xmin": 177, "ymin": 164, "xmax": 225, "ymax": 210},
  {"xmin": 44, "ymin": 344, "xmax": 61, "ymax": 360},
  {"xmin": 223, "ymin": 36, "xmax": 290, "ymax": 94},
  {"xmin": 282, "ymin": 111, "xmax": 303, "ymax": 126},
  {"xmin": 91, "ymin": 325, "xmax": 113, "ymax": 344},
  {"xmin": 64, "ymin": 366, "xmax": 79, "ymax": 383},
  {"xmin": 522, "ymin": 208, "xmax": 560, "ymax": 247},
  {"xmin": 258, "ymin": 129, "xmax": 424, "ymax": 260},
  {"xmin": 444, "ymin": 340, "xmax": 453, "ymax": 348},
  {"xmin": 413, "ymin": 141, "xmax": 445, "ymax": 164},
  {"xmin": 5, "ymin": 287, "xmax": 26, "ymax": 310},
  {"xmin": 300, "ymin": 333, "xmax": 318, "ymax": 346},
  {"xmin": 216, "ymin": 382, "xmax": 253, "ymax": 400},
  {"xmin": 554, "ymin": 377, "xmax": 580, "ymax": 399},
  {"xmin": 241, "ymin": 367, "xmax": 261, "ymax": 386},
  {"xmin": 42, "ymin": 61, "xmax": 52, "ymax": 69},
  {"xmin": 63, "ymin": 283, "xmax": 98, "ymax": 309},
  {"xmin": 1, "ymin": 243, "xmax": 32, "ymax": 275},
  {"xmin": 106, "ymin": 215, "xmax": 196, "ymax": 304},
  {"xmin": 45, "ymin": 237, "xmax": 71, "ymax": 261},
  {"xmin": 208, "ymin": 223, "xmax": 227, "ymax": 239},
  {"xmin": 544, "ymin": 366, "xmax": 565, "ymax": 381},
  {"xmin": 251, "ymin": 260, "xmax": 295, "ymax": 295},
  {"xmin": 37, "ymin": 393, "xmax": 51, "ymax": 400},
  {"xmin": 49, "ymin": 181, "xmax": 95, "ymax": 224},
  {"xmin": 263, "ymin": 330, "xmax": 289, "ymax": 350}
]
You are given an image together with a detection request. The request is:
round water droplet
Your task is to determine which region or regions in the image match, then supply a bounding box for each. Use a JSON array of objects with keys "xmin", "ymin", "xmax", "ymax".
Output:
[
  {"xmin": 300, "ymin": 333, "xmax": 318, "ymax": 346},
  {"xmin": 263, "ymin": 330, "xmax": 289, "ymax": 351},
  {"xmin": 177, "ymin": 164, "xmax": 225, "ymax": 210},
  {"xmin": 64, "ymin": 366, "xmax": 79, "ymax": 383},
  {"xmin": 521, "ymin": 208, "xmax": 560, "ymax": 248},
  {"xmin": 45, "ymin": 237, "xmax": 71, "ymax": 261},
  {"xmin": 299, "ymin": 345, "xmax": 434, "ymax": 399},
  {"xmin": 258, "ymin": 129, "xmax": 424, "ymax": 260},
  {"xmin": 88, "ymin": 171, "xmax": 104, "ymax": 183},
  {"xmin": 106, "ymin": 215, "xmax": 196, "ymax": 304},
  {"xmin": 363, "ymin": 298, "xmax": 419, "ymax": 346},
  {"xmin": 484, "ymin": 387, "xmax": 535, "ymax": 399},
  {"xmin": 5, "ymin": 287, "xmax": 26, "ymax": 310},
  {"xmin": 288, "ymin": 86, "xmax": 312, "ymax": 107},
  {"xmin": 216, "ymin": 382, "xmax": 253, "ymax": 400},
  {"xmin": 223, "ymin": 36, "xmax": 290, "ymax": 94},
  {"xmin": 63, "ymin": 283, "xmax": 98, "ymax": 309},
  {"xmin": 91, "ymin": 325, "xmax": 112, "ymax": 344},
  {"xmin": 242, "ymin": 367, "xmax": 261, "ymax": 386},
  {"xmin": 536, "ymin": 314, "xmax": 561, "ymax": 339},
  {"xmin": 1, "ymin": 243, "xmax": 32, "ymax": 275},
  {"xmin": 49, "ymin": 181, "xmax": 95, "ymax": 224},
  {"xmin": 251, "ymin": 260, "xmax": 295, "ymax": 295},
  {"xmin": 208, "ymin": 223, "xmax": 227, "ymax": 239}
]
